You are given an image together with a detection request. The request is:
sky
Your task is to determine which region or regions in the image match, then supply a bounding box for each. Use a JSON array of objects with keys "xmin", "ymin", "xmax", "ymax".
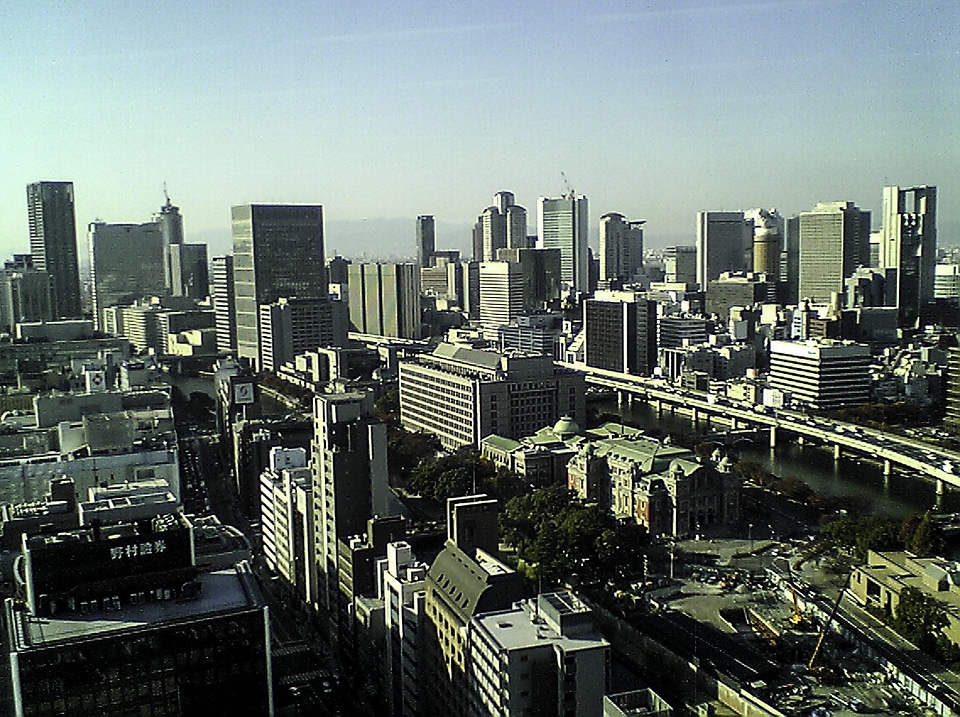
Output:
[{"xmin": 1, "ymin": 0, "xmax": 958, "ymax": 260}]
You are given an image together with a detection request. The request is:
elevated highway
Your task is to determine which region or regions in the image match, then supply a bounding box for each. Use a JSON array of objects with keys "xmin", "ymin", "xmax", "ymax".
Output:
[{"xmin": 560, "ymin": 362, "xmax": 960, "ymax": 495}]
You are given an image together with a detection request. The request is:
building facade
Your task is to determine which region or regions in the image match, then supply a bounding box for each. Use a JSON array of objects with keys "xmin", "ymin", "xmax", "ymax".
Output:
[
  {"xmin": 231, "ymin": 204, "xmax": 328, "ymax": 368},
  {"xmin": 768, "ymin": 339, "xmax": 871, "ymax": 410},
  {"xmin": 879, "ymin": 185, "xmax": 937, "ymax": 328},
  {"xmin": 416, "ymin": 215, "xmax": 435, "ymax": 268},
  {"xmin": 695, "ymin": 211, "xmax": 752, "ymax": 289},
  {"xmin": 538, "ymin": 195, "xmax": 589, "ymax": 294},
  {"xmin": 584, "ymin": 291, "xmax": 657, "ymax": 375},
  {"xmin": 27, "ymin": 181, "xmax": 82, "ymax": 319},
  {"xmin": 399, "ymin": 343, "xmax": 585, "ymax": 450},
  {"xmin": 599, "ymin": 212, "xmax": 644, "ymax": 285},
  {"xmin": 212, "ymin": 254, "xmax": 237, "ymax": 353},
  {"xmin": 798, "ymin": 201, "xmax": 871, "ymax": 305},
  {"xmin": 347, "ymin": 263, "xmax": 421, "ymax": 339}
]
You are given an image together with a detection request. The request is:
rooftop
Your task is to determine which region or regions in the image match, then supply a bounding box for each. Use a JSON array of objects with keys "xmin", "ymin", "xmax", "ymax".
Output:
[{"xmin": 8, "ymin": 562, "xmax": 264, "ymax": 652}]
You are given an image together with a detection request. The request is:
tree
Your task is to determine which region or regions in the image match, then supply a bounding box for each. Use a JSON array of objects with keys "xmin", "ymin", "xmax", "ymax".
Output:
[
  {"xmin": 907, "ymin": 511, "xmax": 937, "ymax": 557},
  {"xmin": 893, "ymin": 586, "xmax": 949, "ymax": 654}
]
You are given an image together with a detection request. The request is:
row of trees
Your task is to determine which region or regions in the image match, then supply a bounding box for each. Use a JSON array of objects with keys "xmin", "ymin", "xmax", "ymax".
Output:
[
  {"xmin": 816, "ymin": 511, "xmax": 941, "ymax": 561},
  {"xmin": 876, "ymin": 586, "xmax": 960, "ymax": 665}
]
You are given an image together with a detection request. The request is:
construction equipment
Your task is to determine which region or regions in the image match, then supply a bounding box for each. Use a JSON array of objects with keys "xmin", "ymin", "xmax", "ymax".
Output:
[
  {"xmin": 808, "ymin": 572, "xmax": 852, "ymax": 671},
  {"xmin": 784, "ymin": 561, "xmax": 805, "ymax": 626}
]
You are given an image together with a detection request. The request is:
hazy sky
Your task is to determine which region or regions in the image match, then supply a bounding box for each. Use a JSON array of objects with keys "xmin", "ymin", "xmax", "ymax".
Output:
[{"xmin": 2, "ymin": 0, "xmax": 957, "ymax": 259}]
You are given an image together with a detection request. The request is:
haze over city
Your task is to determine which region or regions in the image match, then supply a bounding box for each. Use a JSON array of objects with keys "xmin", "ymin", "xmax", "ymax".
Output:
[{"xmin": 2, "ymin": 0, "xmax": 957, "ymax": 258}]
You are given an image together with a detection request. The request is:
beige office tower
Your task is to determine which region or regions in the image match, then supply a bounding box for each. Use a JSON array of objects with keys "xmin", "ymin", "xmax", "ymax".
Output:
[{"xmin": 747, "ymin": 208, "xmax": 783, "ymax": 279}]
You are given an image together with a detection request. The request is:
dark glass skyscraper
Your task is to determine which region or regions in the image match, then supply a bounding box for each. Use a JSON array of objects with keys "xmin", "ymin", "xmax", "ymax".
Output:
[
  {"xmin": 416, "ymin": 215, "xmax": 435, "ymax": 268},
  {"xmin": 27, "ymin": 181, "xmax": 82, "ymax": 319},
  {"xmin": 231, "ymin": 204, "xmax": 327, "ymax": 367}
]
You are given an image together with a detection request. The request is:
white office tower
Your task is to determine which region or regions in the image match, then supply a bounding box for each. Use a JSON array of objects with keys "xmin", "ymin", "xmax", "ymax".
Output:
[
  {"xmin": 379, "ymin": 541, "xmax": 428, "ymax": 717},
  {"xmin": 935, "ymin": 264, "xmax": 960, "ymax": 300},
  {"xmin": 599, "ymin": 212, "xmax": 644, "ymax": 285},
  {"xmin": 259, "ymin": 446, "xmax": 316, "ymax": 604},
  {"xmin": 467, "ymin": 592, "xmax": 609, "ymax": 717},
  {"xmin": 479, "ymin": 261, "xmax": 525, "ymax": 327},
  {"xmin": 768, "ymin": 339, "xmax": 871, "ymax": 411},
  {"xmin": 312, "ymin": 392, "xmax": 389, "ymax": 612},
  {"xmin": 538, "ymin": 194, "xmax": 589, "ymax": 294},
  {"xmin": 879, "ymin": 185, "xmax": 937, "ymax": 327},
  {"xmin": 695, "ymin": 211, "xmax": 753, "ymax": 288},
  {"xmin": 798, "ymin": 201, "xmax": 871, "ymax": 306}
]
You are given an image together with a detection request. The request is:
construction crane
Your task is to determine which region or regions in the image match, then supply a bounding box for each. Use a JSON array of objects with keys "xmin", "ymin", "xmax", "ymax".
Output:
[
  {"xmin": 784, "ymin": 561, "xmax": 805, "ymax": 626},
  {"xmin": 560, "ymin": 171, "xmax": 574, "ymax": 199},
  {"xmin": 808, "ymin": 572, "xmax": 853, "ymax": 671}
]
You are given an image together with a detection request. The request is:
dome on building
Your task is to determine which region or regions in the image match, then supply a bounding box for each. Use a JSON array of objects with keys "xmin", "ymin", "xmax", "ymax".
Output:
[{"xmin": 552, "ymin": 416, "xmax": 580, "ymax": 438}]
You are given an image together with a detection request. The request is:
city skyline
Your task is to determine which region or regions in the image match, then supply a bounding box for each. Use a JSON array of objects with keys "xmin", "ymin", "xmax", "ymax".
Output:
[{"xmin": 2, "ymin": 1, "xmax": 957, "ymax": 259}]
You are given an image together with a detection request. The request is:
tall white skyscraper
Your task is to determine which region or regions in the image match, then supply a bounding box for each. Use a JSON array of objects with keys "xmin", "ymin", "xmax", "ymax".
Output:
[
  {"xmin": 695, "ymin": 211, "xmax": 753, "ymax": 289},
  {"xmin": 879, "ymin": 185, "xmax": 937, "ymax": 328},
  {"xmin": 538, "ymin": 194, "xmax": 589, "ymax": 294},
  {"xmin": 478, "ymin": 261, "xmax": 525, "ymax": 326}
]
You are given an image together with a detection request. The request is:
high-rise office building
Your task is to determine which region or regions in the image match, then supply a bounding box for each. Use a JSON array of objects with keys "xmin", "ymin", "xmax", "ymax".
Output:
[
  {"xmin": 479, "ymin": 261, "xmax": 525, "ymax": 327},
  {"xmin": 769, "ymin": 339, "xmax": 871, "ymax": 410},
  {"xmin": 798, "ymin": 201, "xmax": 871, "ymax": 305},
  {"xmin": 695, "ymin": 211, "xmax": 753, "ymax": 289},
  {"xmin": 347, "ymin": 263, "xmax": 421, "ymax": 339},
  {"xmin": 584, "ymin": 291, "xmax": 657, "ymax": 375},
  {"xmin": 496, "ymin": 247, "xmax": 562, "ymax": 311},
  {"xmin": 664, "ymin": 246, "xmax": 698, "ymax": 285},
  {"xmin": 156, "ymin": 191, "xmax": 184, "ymax": 292},
  {"xmin": 312, "ymin": 392, "xmax": 390, "ymax": 613},
  {"xmin": 27, "ymin": 181, "xmax": 82, "ymax": 319},
  {"xmin": 493, "ymin": 191, "xmax": 514, "ymax": 214},
  {"xmin": 879, "ymin": 185, "xmax": 937, "ymax": 327},
  {"xmin": 259, "ymin": 297, "xmax": 339, "ymax": 372},
  {"xmin": 538, "ymin": 194, "xmax": 589, "ymax": 294},
  {"xmin": 416, "ymin": 215, "xmax": 435, "ymax": 268},
  {"xmin": 0, "ymin": 255, "xmax": 53, "ymax": 332},
  {"xmin": 212, "ymin": 255, "xmax": 236, "ymax": 354},
  {"xmin": 88, "ymin": 221, "xmax": 166, "ymax": 331},
  {"xmin": 505, "ymin": 204, "xmax": 528, "ymax": 250},
  {"xmin": 480, "ymin": 206, "xmax": 506, "ymax": 262},
  {"xmin": 780, "ymin": 216, "xmax": 801, "ymax": 306},
  {"xmin": 599, "ymin": 212, "xmax": 644, "ymax": 285},
  {"xmin": 231, "ymin": 204, "xmax": 328, "ymax": 368},
  {"xmin": 168, "ymin": 243, "xmax": 209, "ymax": 300}
]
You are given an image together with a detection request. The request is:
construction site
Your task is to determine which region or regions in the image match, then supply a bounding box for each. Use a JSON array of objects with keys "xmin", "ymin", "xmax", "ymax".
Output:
[{"xmin": 596, "ymin": 537, "xmax": 960, "ymax": 716}]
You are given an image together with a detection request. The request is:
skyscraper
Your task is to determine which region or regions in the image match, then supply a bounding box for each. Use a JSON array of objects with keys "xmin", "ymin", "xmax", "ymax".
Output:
[
  {"xmin": 88, "ymin": 221, "xmax": 165, "ymax": 331},
  {"xmin": 879, "ymin": 185, "xmax": 937, "ymax": 328},
  {"xmin": 346, "ymin": 263, "xmax": 421, "ymax": 339},
  {"xmin": 695, "ymin": 211, "xmax": 753, "ymax": 289},
  {"xmin": 416, "ymin": 214, "xmax": 435, "ymax": 268},
  {"xmin": 746, "ymin": 208, "xmax": 783, "ymax": 279},
  {"xmin": 231, "ymin": 204, "xmax": 328, "ymax": 368},
  {"xmin": 478, "ymin": 261, "xmax": 525, "ymax": 326},
  {"xmin": 480, "ymin": 205, "xmax": 506, "ymax": 261},
  {"xmin": 538, "ymin": 194, "xmax": 589, "ymax": 294},
  {"xmin": 312, "ymin": 391, "xmax": 389, "ymax": 613},
  {"xmin": 599, "ymin": 212, "xmax": 644, "ymax": 285},
  {"xmin": 212, "ymin": 255, "xmax": 236, "ymax": 354},
  {"xmin": 798, "ymin": 201, "xmax": 871, "ymax": 305},
  {"xmin": 584, "ymin": 291, "xmax": 657, "ymax": 375},
  {"xmin": 156, "ymin": 191, "xmax": 184, "ymax": 292},
  {"xmin": 27, "ymin": 181, "xmax": 82, "ymax": 319},
  {"xmin": 505, "ymin": 204, "xmax": 528, "ymax": 249},
  {"xmin": 0, "ymin": 255, "xmax": 53, "ymax": 332}
]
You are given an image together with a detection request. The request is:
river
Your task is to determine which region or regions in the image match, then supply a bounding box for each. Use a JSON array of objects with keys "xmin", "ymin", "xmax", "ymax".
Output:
[{"xmin": 594, "ymin": 397, "xmax": 960, "ymax": 518}]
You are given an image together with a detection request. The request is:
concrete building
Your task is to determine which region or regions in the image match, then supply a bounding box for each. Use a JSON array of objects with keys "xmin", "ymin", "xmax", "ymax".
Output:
[
  {"xmin": 538, "ymin": 195, "xmax": 589, "ymax": 294},
  {"xmin": 768, "ymin": 339, "xmax": 871, "ymax": 411},
  {"xmin": 258, "ymin": 296, "xmax": 342, "ymax": 372},
  {"xmin": 479, "ymin": 261, "xmax": 525, "ymax": 327},
  {"xmin": 696, "ymin": 211, "xmax": 753, "ymax": 289},
  {"xmin": 945, "ymin": 347, "xmax": 960, "ymax": 435},
  {"xmin": 497, "ymin": 313, "xmax": 564, "ymax": 358},
  {"xmin": 505, "ymin": 204, "xmax": 528, "ymax": 250},
  {"xmin": 312, "ymin": 392, "xmax": 390, "ymax": 614},
  {"xmin": 27, "ymin": 181, "xmax": 82, "ymax": 319},
  {"xmin": 156, "ymin": 191, "xmax": 184, "ymax": 293},
  {"xmin": 798, "ymin": 201, "xmax": 871, "ymax": 305},
  {"xmin": 705, "ymin": 271, "xmax": 773, "ymax": 321},
  {"xmin": 664, "ymin": 246, "xmax": 698, "ymax": 285},
  {"xmin": 379, "ymin": 541, "xmax": 428, "ymax": 717},
  {"xmin": 422, "ymin": 496, "xmax": 524, "ymax": 716},
  {"xmin": 212, "ymin": 254, "xmax": 236, "ymax": 354},
  {"xmin": 584, "ymin": 291, "xmax": 657, "ymax": 375},
  {"xmin": 468, "ymin": 592, "xmax": 610, "ymax": 717},
  {"xmin": 495, "ymin": 247, "xmax": 562, "ymax": 311},
  {"xmin": 4, "ymin": 516, "xmax": 273, "ymax": 716},
  {"xmin": 746, "ymin": 208, "xmax": 783, "ymax": 279},
  {"xmin": 416, "ymin": 215, "xmax": 435, "ymax": 268},
  {"xmin": 0, "ymin": 255, "xmax": 53, "ymax": 333},
  {"xmin": 879, "ymin": 185, "xmax": 937, "ymax": 327},
  {"xmin": 259, "ymin": 446, "xmax": 315, "ymax": 604},
  {"xmin": 399, "ymin": 343, "xmax": 585, "ymax": 450},
  {"xmin": 780, "ymin": 216, "xmax": 801, "ymax": 306},
  {"xmin": 599, "ymin": 212, "xmax": 644, "ymax": 285},
  {"xmin": 480, "ymin": 206, "xmax": 507, "ymax": 262},
  {"xmin": 935, "ymin": 264, "xmax": 960, "ymax": 301},
  {"xmin": 231, "ymin": 204, "xmax": 328, "ymax": 368},
  {"xmin": 347, "ymin": 263, "xmax": 421, "ymax": 340},
  {"xmin": 167, "ymin": 242, "xmax": 209, "ymax": 300},
  {"xmin": 657, "ymin": 314, "xmax": 709, "ymax": 349},
  {"xmin": 88, "ymin": 221, "xmax": 165, "ymax": 331}
]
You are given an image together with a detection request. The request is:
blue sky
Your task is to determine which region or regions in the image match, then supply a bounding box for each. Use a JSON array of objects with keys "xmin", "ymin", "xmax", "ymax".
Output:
[{"xmin": 1, "ymin": 0, "xmax": 957, "ymax": 259}]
